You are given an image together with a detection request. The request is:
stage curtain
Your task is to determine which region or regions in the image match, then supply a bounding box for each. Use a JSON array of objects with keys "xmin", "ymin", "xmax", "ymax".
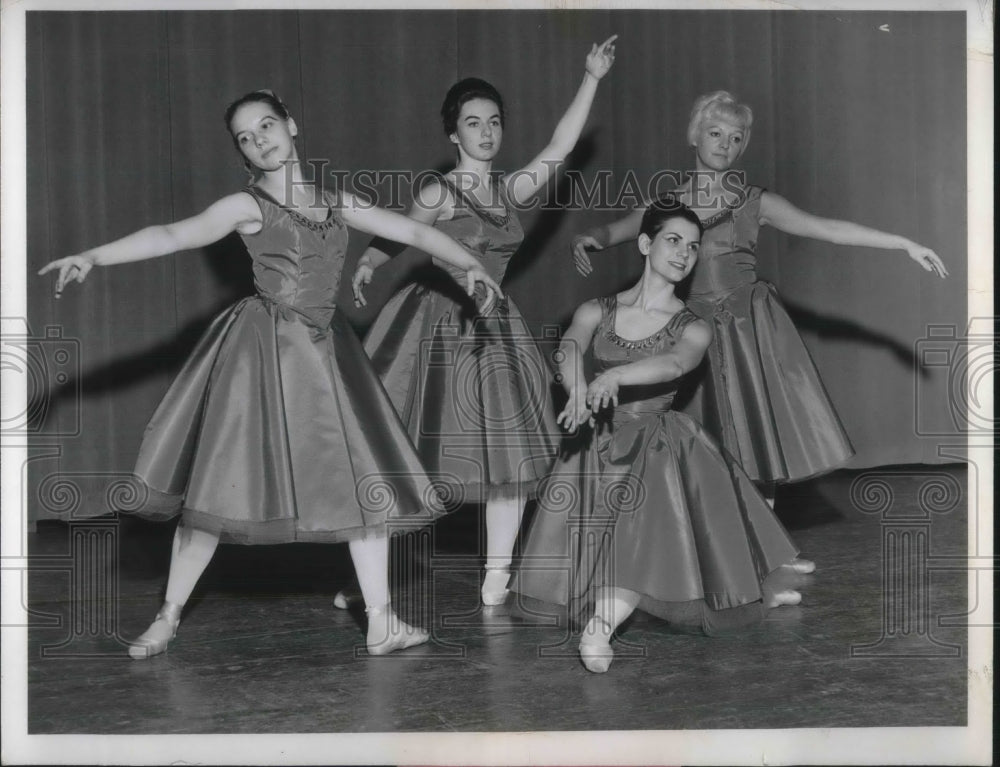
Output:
[{"xmin": 25, "ymin": 10, "xmax": 966, "ymax": 521}]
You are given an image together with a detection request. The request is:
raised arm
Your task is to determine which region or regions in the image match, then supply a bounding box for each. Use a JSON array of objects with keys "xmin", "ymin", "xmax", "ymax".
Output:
[
  {"xmin": 555, "ymin": 298, "xmax": 603, "ymax": 431},
  {"xmin": 759, "ymin": 191, "xmax": 948, "ymax": 278},
  {"xmin": 505, "ymin": 35, "xmax": 617, "ymax": 207},
  {"xmin": 352, "ymin": 180, "xmax": 449, "ymax": 306},
  {"xmin": 587, "ymin": 317, "xmax": 712, "ymax": 414},
  {"xmin": 341, "ymin": 191, "xmax": 503, "ymax": 304},
  {"xmin": 38, "ymin": 193, "xmax": 261, "ymax": 297},
  {"xmin": 571, "ymin": 206, "xmax": 645, "ymax": 276}
]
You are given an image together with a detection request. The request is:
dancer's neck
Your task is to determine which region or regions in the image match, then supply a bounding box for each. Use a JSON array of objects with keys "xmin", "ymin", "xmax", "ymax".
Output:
[
  {"xmin": 255, "ymin": 160, "xmax": 322, "ymax": 209},
  {"xmin": 452, "ymin": 159, "xmax": 495, "ymax": 191},
  {"xmin": 678, "ymin": 167, "xmax": 744, "ymax": 213},
  {"xmin": 625, "ymin": 268, "xmax": 680, "ymax": 314}
]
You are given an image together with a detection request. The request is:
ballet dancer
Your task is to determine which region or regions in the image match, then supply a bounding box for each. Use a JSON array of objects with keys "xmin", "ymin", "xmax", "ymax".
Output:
[
  {"xmin": 350, "ymin": 36, "xmax": 618, "ymax": 606},
  {"xmin": 514, "ymin": 199, "xmax": 803, "ymax": 673},
  {"xmin": 39, "ymin": 90, "xmax": 503, "ymax": 658}
]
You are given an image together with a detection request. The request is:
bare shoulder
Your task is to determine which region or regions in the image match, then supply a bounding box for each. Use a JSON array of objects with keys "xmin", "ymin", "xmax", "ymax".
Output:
[
  {"xmin": 573, "ymin": 298, "xmax": 604, "ymax": 324},
  {"xmin": 758, "ymin": 189, "xmax": 798, "ymax": 224},
  {"xmin": 223, "ymin": 190, "xmax": 264, "ymax": 215},
  {"xmin": 414, "ymin": 177, "xmax": 455, "ymax": 221},
  {"xmin": 680, "ymin": 314, "xmax": 713, "ymax": 348},
  {"xmin": 214, "ymin": 191, "xmax": 264, "ymax": 234}
]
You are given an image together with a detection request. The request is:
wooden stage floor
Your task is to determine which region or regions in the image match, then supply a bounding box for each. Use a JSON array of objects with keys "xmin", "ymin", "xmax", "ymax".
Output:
[{"xmin": 26, "ymin": 465, "xmax": 969, "ymax": 734}]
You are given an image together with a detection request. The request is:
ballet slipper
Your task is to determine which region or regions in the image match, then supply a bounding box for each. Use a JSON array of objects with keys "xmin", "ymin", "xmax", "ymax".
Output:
[
  {"xmin": 767, "ymin": 589, "xmax": 802, "ymax": 608},
  {"xmin": 128, "ymin": 601, "xmax": 182, "ymax": 660},
  {"xmin": 481, "ymin": 567, "xmax": 511, "ymax": 606},
  {"xmin": 781, "ymin": 557, "xmax": 816, "ymax": 574},
  {"xmin": 578, "ymin": 615, "xmax": 615, "ymax": 673},
  {"xmin": 333, "ymin": 584, "xmax": 363, "ymax": 609},
  {"xmin": 365, "ymin": 605, "xmax": 429, "ymax": 656}
]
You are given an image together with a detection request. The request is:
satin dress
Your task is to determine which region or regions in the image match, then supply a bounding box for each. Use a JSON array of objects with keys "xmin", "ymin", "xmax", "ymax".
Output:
[
  {"xmin": 680, "ymin": 186, "xmax": 855, "ymax": 483},
  {"xmin": 512, "ymin": 297, "xmax": 799, "ymax": 634},
  {"xmin": 132, "ymin": 186, "xmax": 443, "ymax": 543},
  {"xmin": 364, "ymin": 177, "xmax": 560, "ymax": 503}
]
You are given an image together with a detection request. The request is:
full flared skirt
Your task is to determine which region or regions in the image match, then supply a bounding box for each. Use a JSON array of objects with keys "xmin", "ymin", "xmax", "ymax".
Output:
[
  {"xmin": 365, "ymin": 283, "xmax": 560, "ymax": 503},
  {"xmin": 683, "ymin": 281, "xmax": 854, "ymax": 484},
  {"xmin": 512, "ymin": 410, "xmax": 799, "ymax": 634},
  {"xmin": 132, "ymin": 297, "xmax": 443, "ymax": 544}
]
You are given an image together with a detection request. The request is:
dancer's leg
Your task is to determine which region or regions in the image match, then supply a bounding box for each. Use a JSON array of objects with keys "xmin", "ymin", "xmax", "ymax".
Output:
[
  {"xmin": 129, "ymin": 521, "xmax": 219, "ymax": 660},
  {"xmin": 579, "ymin": 587, "xmax": 641, "ymax": 674},
  {"xmin": 481, "ymin": 494, "xmax": 524, "ymax": 605},
  {"xmin": 164, "ymin": 523, "xmax": 220, "ymax": 605},
  {"xmin": 348, "ymin": 533, "xmax": 428, "ymax": 655},
  {"xmin": 757, "ymin": 481, "xmax": 816, "ymax": 574}
]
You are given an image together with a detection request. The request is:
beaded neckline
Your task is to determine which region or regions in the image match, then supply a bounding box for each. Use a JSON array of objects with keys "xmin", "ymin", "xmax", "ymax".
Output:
[
  {"xmin": 442, "ymin": 176, "xmax": 511, "ymax": 229},
  {"xmin": 249, "ymin": 186, "xmax": 341, "ymax": 232},
  {"xmin": 661, "ymin": 186, "xmax": 756, "ymax": 229},
  {"xmin": 604, "ymin": 299, "xmax": 694, "ymax": 350}
]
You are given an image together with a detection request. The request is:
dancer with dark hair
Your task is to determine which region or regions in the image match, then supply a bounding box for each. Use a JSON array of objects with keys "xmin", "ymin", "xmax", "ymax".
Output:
[
  {"xmin": 39, "ymin": 89, "xmax": 503, "ymax": 659},
  {"xmin": 351, "ymin": 37, "xmax": 618, "ymax": 606},
  {"xmin": 571, "ymin": 91, "xmax": 947, "ymax": 528},
  {"xmin": 514, "ymin": 200, "xmax": 803, "ymax": 673}
]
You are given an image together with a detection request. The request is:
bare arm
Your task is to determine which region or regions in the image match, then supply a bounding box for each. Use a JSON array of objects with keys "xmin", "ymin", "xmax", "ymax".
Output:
[
  {"xmin": 587, "ymin": 318, "xmax": 712, "ymax": 414},
  {"xmin": 341, "ymin": 191, "xmax": 503, "ymax": 303},
  {"xmin": 505, "ymin": 36, "xmax": 617, "ymax": 207},
  {"xmin": 759, "ymin": 191, "xmax": 948, "ymax": 278},
  {"xmin": 351, "ymin": 181, "xmax": 449, "ymax": 306},
  {"xmin": 38, "ymin": 193, "xmax": 261, "ymax": 297},
  {"xmin": 555, "ymin": 299, "xmax": 604, "ymax": 431},
  {"xmin": 571, "ymin": 206, "xmax": 646, "ymax": 276}
]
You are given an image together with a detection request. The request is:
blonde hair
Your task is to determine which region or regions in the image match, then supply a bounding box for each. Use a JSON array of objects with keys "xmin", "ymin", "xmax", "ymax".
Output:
[{"xmin": 686, "ymin": 91, "xmax": 753, "ymax": 152}]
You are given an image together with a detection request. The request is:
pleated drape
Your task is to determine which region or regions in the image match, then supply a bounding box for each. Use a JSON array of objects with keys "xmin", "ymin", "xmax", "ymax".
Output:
[{"xmin": 26, "ymin": 10, "xmax": 966, "ymax": 520}]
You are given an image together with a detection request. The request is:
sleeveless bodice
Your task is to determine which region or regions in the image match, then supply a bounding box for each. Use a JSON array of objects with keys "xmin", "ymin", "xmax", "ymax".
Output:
[
  {"xmin": 433, "ymin": 176, "xmax": 524, "ymax": 284},
  {"xmin": 685, "ymin": 185, "xmax": 764, "ymax": 298},
  {"xmin": 240, "ymin": 186, "xmax": 349, "ymax": 329},
  {"xmin": 592, "ymin": 297, "xmax": 701, "ymax": 418}
]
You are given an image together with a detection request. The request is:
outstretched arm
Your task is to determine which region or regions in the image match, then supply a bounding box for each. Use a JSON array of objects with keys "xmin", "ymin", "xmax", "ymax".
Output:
[
  {"xmin": 586, "ymin": 318, "xmax": 712, "ymax": 414},
  {"xmin": 759, "ymin": 191, "xmax": 948, "ymax": 278},
  {"xmin": 505, "ymin": 35, "xmax": 617, "ymax": 207},
  {"xmin": 38, "ymin": 193, "xmax": 261, "ymax": 297},
  {"xmin": 352, "ymin": 180, "xmax": 448, "ymax": 307},
  {"xmin": 555, "ymin": 299, "xmax": 603, "ymax": 431},
  {"xmin": 341, "ymin": 191, "xmax": 503, "ymax": 305},
  {"xmin": 571, "ymin": 206, "xmax": 646, "ymax": 276}
]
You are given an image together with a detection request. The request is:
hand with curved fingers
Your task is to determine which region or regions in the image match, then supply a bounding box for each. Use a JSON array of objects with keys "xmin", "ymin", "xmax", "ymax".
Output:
[
  {"xmin": 557, "ymin": 386, "xmax": 593, "ymax": 432},
  {"xmin": 586, "ymin": 370, "xmax": 621, "ymax": 415},
  {"xmin": 38, "ymin": 254, "xmax": 97, "ymax": 298},
  {"xmin": 906, "ymin": 244, "xmax": 948, "ymax": 279},
  {"xmin": 352, "ymin": 260, "xmax": 375, "ymax": 307},
  {"xmin": 586, "ymin": 35, "xmax": 618, "ymax": 80},
  {"xmin": 572, "ymin": 234, "xmax": 603, "ymax": 277},
  {"xmin": 465, "ymin": 268, "xmax": 504, "ymax": 314}
]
